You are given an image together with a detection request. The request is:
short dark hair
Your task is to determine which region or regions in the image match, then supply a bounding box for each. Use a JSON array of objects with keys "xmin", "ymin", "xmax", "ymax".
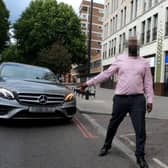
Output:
[{"xmin": 125, "ymin": 36, "xmax": 140, "ymax": 48}]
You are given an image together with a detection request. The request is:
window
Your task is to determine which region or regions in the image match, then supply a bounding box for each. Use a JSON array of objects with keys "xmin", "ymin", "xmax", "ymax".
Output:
[
  {"xmin": 152, "ymin": 14, "xmax": 158, "ymax": 40},
  {"xmin": 116, "ymin": 15, "xmax": 118, "ymax": 31},
  {"xmin": 103, "ymin": 43, "xmax": 107, "ymax": 59},
  {"xmin": 154, "ymin": 0, "xmax": 158, "ymax": 4},
  {"xmin": 111, "ymin": 40, "xmax": 113, "ymax": 56},
  {"xmin": 96, "ymin": 50, "xmax": 101, "ymax": 53},
  {"xmin": 146, "ymin": 18, "xmax": 151, "ymax": 43},
  {"xmin": 97, "ymin": 33, "xmax": 102, "ymax": 39},
  {"xmin": 81, "ymin": 23, "xmax": 86, "ymax": 29},
  {"xmin": 98, "ymin": 17, "xmax": 104, "ymax": 22},
  {"xmin": 114, "ymin": 38, "xmax": 116, "ymax": 55},
  {"xmin": 113, "ymin": 17, "xmax": 115, "ymax": 32},
  {"xmin": 110, "ymin": 19, "xmax": 113, "ymax": 34},
  {"xmin": 107, "ymin": 23, "xmax": 109, "ymax": 36},
  {"xmin": 111, "ymin": 0, "xmax": 114, "ymax": 13},
  {"xmin": 93, "ymin": 60, "xmax": 101, "ymax": 68},
  {"xmin": 141, "ymin": 21, "xmax": 145, "ymax": 44},
  {"xmin": 82, "ymin": 7, "xmax": 87, "ymax": 12},
  {"xmin": 149, "ymin": 0, "xmax": 152, "ymax": 8},
  {"xmin": 129, "ymin": 28, "xmax": 132, "ymax": 37},
  {"xmin": 97, "ymin": 42, "xmax": 101, "ymax": 45},
  {"xmin": 109, "ymin": 41, "xmax": 111, "ymax": 57},
  {"xmin": 81, "ymin": 14, "xmax": 87, "ymax": 19},
  {"xmin": 134, "ymin": 0, "xmax": 138, "ymax": 17},
  {"xmin": 103, "ymin": 45, "xmax": 105, "ymax": 59},
  {"xmin": 124, "ymin": 7, "xmax": 127, "ymax": 25},
  {"xmin": 107, "ymin": 3, "xmax": 110, "ymax": 15},
  {"xmin": 119, "ymin": 35, "xmax": 122, "ymax": 53},
  {"xmin": 105, "ymin": 43, "xmax": 108, "ymax": 59},
  {"xmin": 116, "ymin": 0, "xmax": 119, "ymax": 10},
  {"xmin": 121, "ymin": 10, "xmax": 123, "ymax": 28},
  {"xmin": 99, "ymin": 9, "xmax": 104, "ymax": 14},
  {"xmin": 165, "ymin": 7, "xmax": 168, "ymax": 36},
  {"xmin": 143, "ymin": 0, "xmax": 147, "ymax": 12},
  {"xmin": 130, "ymin": 1, "xmax": 133, "ymax": 21},
  {"xmin": 98, "ymin": 26, "xmax": 102, "ymax": 30},
  {"xmin": 133, "ymin": 26, "xmax": 137, "ymax": 36},
  {"xmin": 113, "ymin": 0, "xmax": 116, "ymax": 12},
  {"xmin": 122, "ymin": 33, "xmax": 126, "ymax": 51}
]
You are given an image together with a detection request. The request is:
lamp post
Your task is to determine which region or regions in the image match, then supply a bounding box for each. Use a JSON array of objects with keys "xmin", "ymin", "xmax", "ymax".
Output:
[{"xmin": 87, "ymin": 0, "xmax": 93, "ymax": 79}]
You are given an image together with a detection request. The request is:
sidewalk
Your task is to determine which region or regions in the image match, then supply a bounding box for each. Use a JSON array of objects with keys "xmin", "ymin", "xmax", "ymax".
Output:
[
  {"xmin": 76, "ymin": 86, "xmax": 168, "ymax": 119},
  {"xmin": 75, "ymin": 86, "xmax": 168, "ymax": 168}
]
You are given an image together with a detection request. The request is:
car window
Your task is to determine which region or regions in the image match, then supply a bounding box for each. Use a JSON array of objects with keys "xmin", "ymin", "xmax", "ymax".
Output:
[{"xmin": 0, "ymin": 64, "xmax": 57, "ymax": 81}]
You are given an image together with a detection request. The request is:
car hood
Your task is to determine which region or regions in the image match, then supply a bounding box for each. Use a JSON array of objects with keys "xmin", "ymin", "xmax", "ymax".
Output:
[{"xmin": 0, "ymin": 78, "xmax": 68, "ymax": 95}]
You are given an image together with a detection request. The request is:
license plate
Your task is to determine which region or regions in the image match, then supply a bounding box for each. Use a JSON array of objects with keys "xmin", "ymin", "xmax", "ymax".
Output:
[{"xmin": 29, "ymin": 106, "xmax": 56, "ymax": 113}]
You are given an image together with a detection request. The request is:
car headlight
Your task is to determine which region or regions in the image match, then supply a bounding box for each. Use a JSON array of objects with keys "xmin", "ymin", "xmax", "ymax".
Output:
[
  {"xmin": 0, "ymin": 88, "xmax": 15, "ymax": 100},
  {"xmin": 64, "ymin": 93, "xmax": 74, "ymax": 102}
]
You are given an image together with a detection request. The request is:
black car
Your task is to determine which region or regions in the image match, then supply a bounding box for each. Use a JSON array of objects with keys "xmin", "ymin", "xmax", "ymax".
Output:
[{"xmin": 0, "ymin": 62, "xmax": 76, "ymax": 120}]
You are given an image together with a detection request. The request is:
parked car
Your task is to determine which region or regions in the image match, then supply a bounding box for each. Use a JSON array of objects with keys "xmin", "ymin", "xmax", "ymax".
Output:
[{"xmin": 0, "ymin": 62, "xmax": 76, "ymax": 120}]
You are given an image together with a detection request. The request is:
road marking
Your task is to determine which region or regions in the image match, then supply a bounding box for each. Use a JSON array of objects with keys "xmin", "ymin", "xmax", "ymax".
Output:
[
  {"xmin": 74, "ymin": 119, "xmax": 89, "ymax": 138},
  {"xmin": 82, "ymin": 114, "xmax": 155, "ymax": 168},
  {"xmin": 119, "ymin": 136, "xmax": 136, "ymax": 147},
  {"xmin": 120, "ymin": 132, "xmax": 152, "ymax": 137},
  {"xmin": 119, "ymin": 132, "xmax": 152, "ymax": 147},
  {"xmin": 74, "ymin": 117, "xmax": 97, "ymax": 139},
  {"xmin": 153, "ymin": 158, "xmax": 168, "ymax": 168},
  {"xmin": 120, "ymin": 133, "xmax": 136, "ymax": 137}
]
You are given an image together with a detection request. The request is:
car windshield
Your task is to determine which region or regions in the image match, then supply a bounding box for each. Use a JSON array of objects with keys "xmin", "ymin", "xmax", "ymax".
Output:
[{"xmin": 0, "ymin": 64, "xmax": 57, "ymax": 81}]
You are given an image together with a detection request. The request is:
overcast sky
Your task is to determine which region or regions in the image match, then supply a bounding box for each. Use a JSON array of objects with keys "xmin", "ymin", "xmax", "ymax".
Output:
[{"xmin": 4, "ymin": 0, "xmax": 104, "ymax": 23}]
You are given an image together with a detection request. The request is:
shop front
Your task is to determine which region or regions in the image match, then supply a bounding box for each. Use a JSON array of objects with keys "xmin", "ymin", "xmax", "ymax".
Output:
[{"xmin": 164, "ymin": 52, "xmax": 168, "ymax": 96}]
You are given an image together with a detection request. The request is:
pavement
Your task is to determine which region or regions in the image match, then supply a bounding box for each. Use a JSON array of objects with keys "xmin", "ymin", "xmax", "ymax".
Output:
[
  {"xmin": 69, "ymin": 85, "xmax": 168, "ymax": 168},
  {"xmin": 76, "ymin": 86, "xmax": 168, "ymax": 120}
]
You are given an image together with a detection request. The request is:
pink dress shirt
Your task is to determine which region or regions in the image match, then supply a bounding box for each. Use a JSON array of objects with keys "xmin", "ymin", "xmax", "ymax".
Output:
[{"xmin": 86, "ymin": 54, "xmax": 154, "ymax": 103}]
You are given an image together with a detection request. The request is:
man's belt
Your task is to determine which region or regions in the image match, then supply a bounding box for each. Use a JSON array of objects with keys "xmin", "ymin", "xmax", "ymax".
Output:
[{"xmin": 116, "ymin": 94, "xmax": 144, "ymax": 97}]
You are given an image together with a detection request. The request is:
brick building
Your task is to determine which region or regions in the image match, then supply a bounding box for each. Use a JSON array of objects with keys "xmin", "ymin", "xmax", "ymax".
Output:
[{"xmin": 79, "ymin": 0, "xmax": 104, "ymax": 77}]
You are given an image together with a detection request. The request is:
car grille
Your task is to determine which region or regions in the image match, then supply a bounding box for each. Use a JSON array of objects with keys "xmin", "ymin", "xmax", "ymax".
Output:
[
  {"xmin": 13, "ymin": 110, "xmax": 65, "ymax": 119},
  {"xmin": 17, "ymin": 93, "xmax": 65, "ymax": 106},
  {"xmin": 0, "ymin": 105, "xmax": 14, "ymax": 115}
]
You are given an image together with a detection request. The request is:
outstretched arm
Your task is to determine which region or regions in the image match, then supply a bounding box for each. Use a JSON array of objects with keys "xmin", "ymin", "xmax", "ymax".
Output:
[{"xmin": 79, "ymin": 58, "xmax": 119, "ymax": 91}]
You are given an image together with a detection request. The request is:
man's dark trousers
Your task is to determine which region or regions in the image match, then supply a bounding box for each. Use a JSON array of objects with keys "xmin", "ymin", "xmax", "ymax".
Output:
[{"xmin": 103, "ymin": 94, "xmax": 146, "ymax": 158}]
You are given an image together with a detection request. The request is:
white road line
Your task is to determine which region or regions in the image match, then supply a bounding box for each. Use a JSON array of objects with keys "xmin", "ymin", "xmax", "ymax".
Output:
[
  {"xmin": 119, "ymin": 133, "xmax": 135, "ymax": 138},
  {"xmin": 119, "ymin": 132, "xmax": 152, "ymax": 147},
  {"xmin": 120, "ymin": 136, "xmax": 136, "ymax": 147},
  {"xmin": 120, "ymin": 132, "xmax": 152, "ymax": 138},
  {"xmin": 82, "ymin": 113, "xmax": 155, "ymax": 168},
  {"xmin": 153, "ymin": 158, "xmax": 168, "ymax": 168}
]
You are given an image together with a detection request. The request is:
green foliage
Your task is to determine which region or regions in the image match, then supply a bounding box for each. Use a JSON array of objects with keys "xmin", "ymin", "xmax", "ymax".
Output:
[
  {"xmin": 14, "ymin": 0, "xmax": 87, "ymax": 65},
  {"xmin": 1, "ymin": 45, "xmax": 24, "ymax": 62},
  {"xmin": 0, "ymin": 0, "xmax": 10, "ymax": 53},
  {"xmin": 37, "ymin": 42, "xmax": 72, "ymax": 74}
]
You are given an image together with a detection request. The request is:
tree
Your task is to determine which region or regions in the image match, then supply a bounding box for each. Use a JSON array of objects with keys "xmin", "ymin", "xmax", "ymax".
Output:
[
  {"xmin": 14, "ymin": 0, "xmax": 87, "ymax": 65},
  {"xmin": 1, "ymin": 44, "xmax": 24, "ymax": 62},
  {"xmin": 37, "ymin": 42, "xmax": 72, "ymax": 75},
  {"xmin": 0, "ymin": 0, "xmax": 9, "ymax": 53}
]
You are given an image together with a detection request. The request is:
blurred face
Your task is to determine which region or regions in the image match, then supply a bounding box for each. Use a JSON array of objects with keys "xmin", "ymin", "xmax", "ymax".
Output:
[{"xmin": 128, "ymin": 38, "xmax": 138, "ymax": 57}]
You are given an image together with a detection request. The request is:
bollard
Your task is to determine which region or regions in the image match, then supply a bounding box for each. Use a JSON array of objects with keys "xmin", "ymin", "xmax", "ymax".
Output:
[{"xmin": 85, "ymin": 90, "xmax": 89, "ymax": 100}]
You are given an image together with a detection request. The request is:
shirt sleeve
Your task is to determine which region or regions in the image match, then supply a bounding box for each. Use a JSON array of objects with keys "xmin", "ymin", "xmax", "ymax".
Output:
[
  {"xmin": 86, "ymin": 58, "xmax": 119, "ymax": 86},
  {"xmin": 144, "ymin": 62, "xmax": 154, "ymax": 103}
]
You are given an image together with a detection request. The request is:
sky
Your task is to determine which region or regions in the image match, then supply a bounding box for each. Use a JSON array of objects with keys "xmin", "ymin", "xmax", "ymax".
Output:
[{"xmin": 3, "ymin": 0, "xmax": 104, "ymax": 24}]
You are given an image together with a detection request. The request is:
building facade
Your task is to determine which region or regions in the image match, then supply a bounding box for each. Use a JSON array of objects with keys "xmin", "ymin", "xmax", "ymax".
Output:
[
  {"xmin": 102, "ymin": 0, "xmax": 168, "ymax": 96},
  {"xmin": 79, "ymin": 0, "xmax": 104, "ymax": 77}
]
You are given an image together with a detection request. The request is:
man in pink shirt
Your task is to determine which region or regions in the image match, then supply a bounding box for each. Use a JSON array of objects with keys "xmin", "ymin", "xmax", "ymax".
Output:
[{"xmin": 80, "ymin": 37, "xmax": 153, "ymax": 168}]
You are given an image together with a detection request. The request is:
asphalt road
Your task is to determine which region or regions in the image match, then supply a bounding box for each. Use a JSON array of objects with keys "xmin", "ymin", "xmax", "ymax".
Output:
[
  {"xmin": 88, "ymin": 113, "xmax": 168, "ymax": 168},
  {"xmin": 0, "ymin": 113, "xmax": 136, "ymax": 168}
]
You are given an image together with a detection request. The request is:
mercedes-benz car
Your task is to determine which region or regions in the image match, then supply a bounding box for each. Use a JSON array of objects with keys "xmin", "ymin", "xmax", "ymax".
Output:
[{"xmin": 0, "ymin": 62, "xmax": 76, "ymax": 120}]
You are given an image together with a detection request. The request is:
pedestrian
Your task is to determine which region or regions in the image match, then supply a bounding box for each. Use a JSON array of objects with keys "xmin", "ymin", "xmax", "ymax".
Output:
[{"xmin": 79, "ymin": 36, "xmax": 153, "ymax": 168}]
